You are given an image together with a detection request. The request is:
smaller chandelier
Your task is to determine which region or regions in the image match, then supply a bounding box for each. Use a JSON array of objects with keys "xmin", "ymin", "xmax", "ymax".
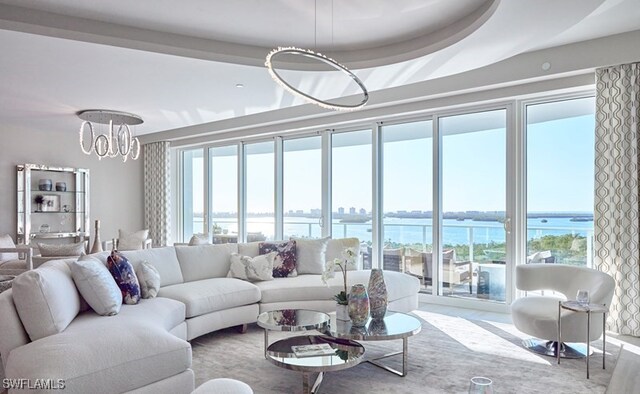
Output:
[
  {"xmin": 265, "ymin": 47, "xmax": 369, "ymax": 111},
  {"xmin": 77, "ymin": 110, "xmax": 143, "ymax": 162}
]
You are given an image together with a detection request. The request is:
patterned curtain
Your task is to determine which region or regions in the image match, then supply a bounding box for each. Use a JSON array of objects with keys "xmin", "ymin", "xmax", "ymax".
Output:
[
  {"xmin": 594, "ymin": 62, "xmax": 640, "ymax": 336},
  {"xmin": 143, "ymin": 141, "xmax": 171, "ymax": 247}
]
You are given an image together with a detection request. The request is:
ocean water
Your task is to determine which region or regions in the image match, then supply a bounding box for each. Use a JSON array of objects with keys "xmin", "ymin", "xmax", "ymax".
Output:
[{"xmin": 203, "ymin": 216, "xmax": 593, "ymax": 246}]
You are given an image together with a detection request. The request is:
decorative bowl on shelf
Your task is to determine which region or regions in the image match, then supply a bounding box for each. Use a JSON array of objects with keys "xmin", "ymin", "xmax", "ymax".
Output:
[
  {"xmin": 55, "ymin": 182, "xmax": 66, "ymax": 191},
  {"xmin": 38, "ymin": 179, "xmax": 52, "ymax": 191}
]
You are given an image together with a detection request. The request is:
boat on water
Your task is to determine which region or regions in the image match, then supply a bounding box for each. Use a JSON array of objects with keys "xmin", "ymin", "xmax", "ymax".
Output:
[
  {"xmin": 541, "ymin": 219, "xmax": 548, "ymax": 223},
  {"xmin": 570, "ymin": 217, "xmax": 593, "ymax": 222}
]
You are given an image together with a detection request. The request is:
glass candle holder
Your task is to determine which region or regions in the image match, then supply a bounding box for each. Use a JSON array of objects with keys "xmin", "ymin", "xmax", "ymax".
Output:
[
  {"xmin": 576, "ymin": 289, "xmax": 590, "ymax": 305},
  {"xmin": 469, "ymin": 377, "xmax": 493, "ymax": 394}
]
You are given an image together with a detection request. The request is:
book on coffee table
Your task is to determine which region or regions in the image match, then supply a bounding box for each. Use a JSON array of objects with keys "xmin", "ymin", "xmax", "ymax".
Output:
[{"xmin": 291, "ymin": 343, "xmax": 335, "ymax": 357}]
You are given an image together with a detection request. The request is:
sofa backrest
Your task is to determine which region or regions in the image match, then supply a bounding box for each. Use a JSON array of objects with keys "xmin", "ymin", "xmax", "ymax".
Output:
[
  {"xmin": 121, "ymin": 246, "xmax": 184, "ymax": 287},
  {"xmin": 175, "ymin": 243, "xmax": 239, "ymax": 282},
  {"xmin": 0, "ymin": 289, "xmax": 30, "ymax": 370},
  {"xmin": 326, "ymin": 238, "xmax": 361, "ymax": 270}
]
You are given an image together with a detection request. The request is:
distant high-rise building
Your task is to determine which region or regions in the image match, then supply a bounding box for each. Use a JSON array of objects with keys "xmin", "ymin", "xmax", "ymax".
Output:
[
  {"xmin": 359, "ymin": 208, "xmax": 366, "ymax": 215},
  {"xmin": 338, "ymin": 207, "xmax": 345, "ymax": 215},
  {"xmin": 349, "ymin": 207, "xmax": 356, "ymax": 215},
  {"xmin": 296, "ymin": 210, "xmax": 303, "ymax": 215},
  {"xmin": 311, "ymin": 209, "xmax": 321, "ymax": 216}
]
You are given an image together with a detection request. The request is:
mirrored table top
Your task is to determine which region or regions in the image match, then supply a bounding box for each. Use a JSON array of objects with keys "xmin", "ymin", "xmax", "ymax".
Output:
[
  {"xmin": 322, "ymin": 312, "xmax": 422, "ymax": 341},
  {"xmin": 266, "ymin": 335, "xmax": 364, "ymax": 373},
  {"xmin": 257, "ymin": 309, "xmax": 330, "ymax": 332}
]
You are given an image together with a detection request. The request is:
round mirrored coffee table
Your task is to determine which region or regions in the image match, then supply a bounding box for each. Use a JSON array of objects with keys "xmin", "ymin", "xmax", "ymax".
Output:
[
  {"xmin": 257, "ymin": 309, "xmax": 330, "ymax": 358},
  {"xmin": 322, "ymin": 311, "xmax": 422, "ymax": 377},
  {"xmin": 266, "ymin": 335, "xmax": 364, "ymax": 394}
]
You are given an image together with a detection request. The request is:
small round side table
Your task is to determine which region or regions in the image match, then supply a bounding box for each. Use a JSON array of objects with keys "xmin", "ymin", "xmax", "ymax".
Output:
[
  {"xmin": 557, "ymin": 300, "xmax": 608, "ymax": 379},
  {"xmin": 257, "ymin": 309, "xmax": 330, "ymax": 358}
]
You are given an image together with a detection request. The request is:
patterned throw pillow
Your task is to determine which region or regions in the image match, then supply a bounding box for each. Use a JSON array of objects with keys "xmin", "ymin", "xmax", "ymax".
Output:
[
  {"xmin": 259, "ymin": 240, "xmax": 297, "ymax": 278},
  {"xmin": 107, "ymin": 251, "xmax": 141, "ymax": 305},
  {"xmin": 135, "ymin": 260, "xmax": 161, "ymax": 299},
  {"xmin": 228, "ymin": 252, "xmax": 276, "ymax": 282}
]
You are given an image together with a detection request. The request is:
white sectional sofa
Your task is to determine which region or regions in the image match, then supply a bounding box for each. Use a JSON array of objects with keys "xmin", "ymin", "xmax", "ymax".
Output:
[{"xmin": 0, "ymin": 238, "xmax": 420, "ymax": 393}]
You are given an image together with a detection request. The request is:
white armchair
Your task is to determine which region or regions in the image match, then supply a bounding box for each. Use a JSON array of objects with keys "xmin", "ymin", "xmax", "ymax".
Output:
[
  {"xmin": 511, "ymin": 264, "xmax": 615, "ymax": 358},
  {"xmin": 0, "ymin": 234, "xmax": 33, "ymax": 275}
]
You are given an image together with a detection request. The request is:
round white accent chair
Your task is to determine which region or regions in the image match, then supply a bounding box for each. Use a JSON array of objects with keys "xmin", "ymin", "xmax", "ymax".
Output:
[
  {"xmin": 511, "ymin": 264, "xmax": 615, "ymax": 358},
  {"xmin": 192, "ymin": 378, "xmax": 253, "ymax": 394}
]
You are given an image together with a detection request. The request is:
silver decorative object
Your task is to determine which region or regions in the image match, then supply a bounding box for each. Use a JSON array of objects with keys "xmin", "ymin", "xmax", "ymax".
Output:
[
  {"xmin": 78, "ymin": 109, "xmax": 143, "ymax": 162},
  {"xmin": 368, "ymin": 268, "xmax": 388, "ymax": 319}
]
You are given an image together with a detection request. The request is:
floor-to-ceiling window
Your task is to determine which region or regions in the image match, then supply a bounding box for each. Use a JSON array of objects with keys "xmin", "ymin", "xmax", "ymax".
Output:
[
  {"xmin": 331, "ymin": 130, "xmax": 372, "ymax": 266},
  {"xmin": 181, "ymin": 148, "xmax": 204, "ymax": 240},
  {"xmin": 245, "ymin": 141, "xmax": 275, "ymax": 241},
  {"xmin": 209, "ymin": 145, "xmax": 238, "ymax": 243},
  {"xmin": 525, "ymin": 97, "xmax": 595, "ymax": 266},
  {"xmin": 283, "ymin": 136, "xmax": 322, "ymax": 238},
  {"xmin": 175, "ymin": 93, "xmax": 596, "ymax": 308},
  {"xmin": 381, "ymin": 120, "xmax": 433, "ymax": 291},
  {"xmin": 440, "ymin": 109, "xmax": 507, "ymax": 301}
]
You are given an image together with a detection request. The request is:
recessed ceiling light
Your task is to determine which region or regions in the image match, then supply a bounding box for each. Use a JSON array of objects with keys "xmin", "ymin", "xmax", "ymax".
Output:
[{"xmin": 236, "ymin": 83, "xmax": 244, "ymax": 88}]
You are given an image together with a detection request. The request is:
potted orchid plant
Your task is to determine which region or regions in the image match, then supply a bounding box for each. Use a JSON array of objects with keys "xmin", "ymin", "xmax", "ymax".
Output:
[{"xmin": 322, "ymin": 247, "xmax": 357, "ymax": 321}]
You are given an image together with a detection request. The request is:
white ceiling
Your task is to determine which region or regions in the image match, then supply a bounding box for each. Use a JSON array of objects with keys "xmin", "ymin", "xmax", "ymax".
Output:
[{"xmin": 0, "ymin": 0, "xmax": 639, "ymax": 139}]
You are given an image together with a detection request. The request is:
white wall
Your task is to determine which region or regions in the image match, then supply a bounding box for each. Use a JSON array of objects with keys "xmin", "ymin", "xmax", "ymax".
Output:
[{"xmin": 0, "ymin": 126, "xmax": 144, "ymax": 245}]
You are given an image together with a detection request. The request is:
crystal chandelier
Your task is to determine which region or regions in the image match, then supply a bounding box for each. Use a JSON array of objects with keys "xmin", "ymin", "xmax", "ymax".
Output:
[{"xmin": 77, "ymin": 110, "xmax": 143, "ymax": 162}]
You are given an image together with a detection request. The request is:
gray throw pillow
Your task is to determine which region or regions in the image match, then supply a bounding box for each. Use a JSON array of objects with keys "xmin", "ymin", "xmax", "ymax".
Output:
[
  {"xmin": 38, "ymin": 241, "xmax": 86, "ymax": 257},
  {"xmin": 188, "ymin": 234, "xmax": 210, "ymax": 246},
  {"xmin": 70, "ymin": 255, "xmax": 122, "ymax": 316},
  {"xmin": 293, "ymin": 237, "xmax": 330, "ymax": 274},
  {"xmin": 135, "ymin": 260, "xmax": 161, "ymax": 298}
]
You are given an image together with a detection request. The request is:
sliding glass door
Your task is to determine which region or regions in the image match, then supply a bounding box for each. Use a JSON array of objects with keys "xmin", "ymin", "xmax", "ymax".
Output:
[
  {"xmin": 245, "ymin": 141, "xmax": 275, "ymax": 241},
  {"xmin": 440, "ymin": 109, "xmax": 507, "ymax": 301},
  {"xmin": 209, "ymin": 145, "xmax": 238, "ymax": 243}
]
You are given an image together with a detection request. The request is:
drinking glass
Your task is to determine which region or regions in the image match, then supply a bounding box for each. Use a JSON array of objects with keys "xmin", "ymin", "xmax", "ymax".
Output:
[
  {"xmin": 576, "ymin": 289, "xmax": 590, "ymax": 306},
  {"xmin": 469, "ymin": 377, "xmax": 493, "ymax": 394}
]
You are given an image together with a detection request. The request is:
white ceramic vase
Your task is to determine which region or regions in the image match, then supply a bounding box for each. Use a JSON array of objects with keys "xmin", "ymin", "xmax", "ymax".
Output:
[{"xmin": 336, "ymin": 303, "xmax": 350, "ymax": 321}]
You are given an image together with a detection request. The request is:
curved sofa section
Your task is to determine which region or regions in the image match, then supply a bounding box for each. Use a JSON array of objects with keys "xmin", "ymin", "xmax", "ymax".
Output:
[{"xmin": 0, "ymin": 239, "xmax": 421, "ymax": 393}]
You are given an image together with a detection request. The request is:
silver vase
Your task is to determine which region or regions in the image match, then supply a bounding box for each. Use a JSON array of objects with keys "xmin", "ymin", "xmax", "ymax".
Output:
[
  {"xmin": 368, "ymin": 268, "xmax": 388, "ymax": 319},
  {"xmin": 348, "ymin": 284, "xmax": 369, "ymax": 327}
]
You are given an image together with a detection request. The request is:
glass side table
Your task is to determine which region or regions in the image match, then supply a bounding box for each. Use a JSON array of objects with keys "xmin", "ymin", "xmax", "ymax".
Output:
[
  {"xmin": 257, "ymin": 309, "xmax": 330, "ymax": 358},
  {"xmin": 557, "ymin": 301, "xmax": 608, "ymax": 379}
]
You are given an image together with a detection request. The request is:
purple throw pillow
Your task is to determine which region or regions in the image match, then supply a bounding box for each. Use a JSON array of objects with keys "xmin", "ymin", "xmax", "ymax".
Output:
[
  {"xmin": 107, "ymin": 251, "xmax": 141, "ymax": 305},
  {"xmin": 259, "ymin": 240, "xmax": 297, "ymax": 278}
]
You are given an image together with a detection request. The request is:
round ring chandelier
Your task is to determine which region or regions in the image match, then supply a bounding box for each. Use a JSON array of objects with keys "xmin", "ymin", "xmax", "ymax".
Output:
[
  {"xmin": 265, "ymin": 47, "xmax": 369, "ymax": 111},
  {"xmin": 77, "ymin": 110, "xmax": 143, "ymax": 162}
]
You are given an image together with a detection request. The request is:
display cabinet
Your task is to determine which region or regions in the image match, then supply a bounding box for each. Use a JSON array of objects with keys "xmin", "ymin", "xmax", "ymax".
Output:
[{"xmin": 17, "ymin": 164, "xmax": 90, "ymax": 246}]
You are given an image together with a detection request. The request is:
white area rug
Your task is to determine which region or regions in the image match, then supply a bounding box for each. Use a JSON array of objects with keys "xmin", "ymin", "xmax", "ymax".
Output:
[{"xmin": 191, "ymin": 310, "xmax": 616, "ymax": 393}]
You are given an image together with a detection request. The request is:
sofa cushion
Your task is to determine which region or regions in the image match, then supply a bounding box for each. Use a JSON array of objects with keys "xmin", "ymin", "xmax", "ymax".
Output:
[
  {"xmin": 71, "ymin": 255, "xmax": 122, "ymax": 316},
  {"xmin": 238, "ymin": 242, "xmax": 260, "ymax": 257},
  {"xmin": 11, "ymin": 260, "xmax": 81, "ymax": 341},
  {"xmin": 136, "ymin": 261, "xmax": 161, "ymax": 299},
  {"xmin": 175, "ymin": 244, "xmax": 238, "ymax": 282},
  {"xmin": 326, "ymin": 238, "xmax": 361, "ymax": 270},
  {"xmin": 189, "ymin": 234, "xmax": 210, "ymax": 245},
  {"xmin": 121, "ymin": 247, "xmax": 183, "ymax": 287},
  {"xmin": 228, "ymin": 252, "xmax": 276, "ymax": 282},
  {"xmin": 5, "ymin": 298, "xmax": 190, "ymax": 394},
  {"xmin": 294, "ymin": 237, "xmax": 330, "ymax": 275},
  {"xmin": 260, "ymin": 240, "xmax": 297, "ymax": 278},
  {"xmin": 158, "ymin": 278, "xmax": 261, "ymax": 318},
  {"xmin": 255, "ymin": 270, "xmax": 420, "ymax": 304}
]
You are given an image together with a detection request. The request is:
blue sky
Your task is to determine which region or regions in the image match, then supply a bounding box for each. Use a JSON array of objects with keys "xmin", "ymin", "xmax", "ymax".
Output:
[{"xmin": 189, "ymin": 98, "xmax": 595, "ymax": 215}]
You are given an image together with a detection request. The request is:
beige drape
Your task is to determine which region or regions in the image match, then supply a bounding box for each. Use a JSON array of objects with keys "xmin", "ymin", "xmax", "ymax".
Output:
[
  {"xmin": 594, "ymin": 62, "xmax": 640, "ymax": 336},
  {"xmin": 143, "ymin": 141, "xmax": 171, "ymax": 247}
]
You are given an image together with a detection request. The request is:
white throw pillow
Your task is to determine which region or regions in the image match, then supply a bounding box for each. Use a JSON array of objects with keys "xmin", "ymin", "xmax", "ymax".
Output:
[
  {"xmin": 188, "ymin": 234, "xmax": 210, "ymax": 246},
  {"xmin": 118, "ymin": 229, "xmax": 149, "ymax": 251},
  {"xmin": 228, "ymin": 252, "xmax": 276, "ymax": 282},
  {"xmin": 12, "ymin": 260, "xmax": 82, "ymax": 341},
  {"xmin": 0, "ymin": 234, "xmax": 18, "ymax": 261},
  {"xmin": 293, "ymin": 237, "xmax": 330, "ymax": 275},
  {"xmin": 38, "ymin": 241, "xmax": 86, "ymax": 257},
  {"xmin": 71, "ymin": 255, "xmax": 122, "ymax": 316},
  {"xmin": 135, "ymin": 260, "xmax": 161, "ymax": 298}
]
